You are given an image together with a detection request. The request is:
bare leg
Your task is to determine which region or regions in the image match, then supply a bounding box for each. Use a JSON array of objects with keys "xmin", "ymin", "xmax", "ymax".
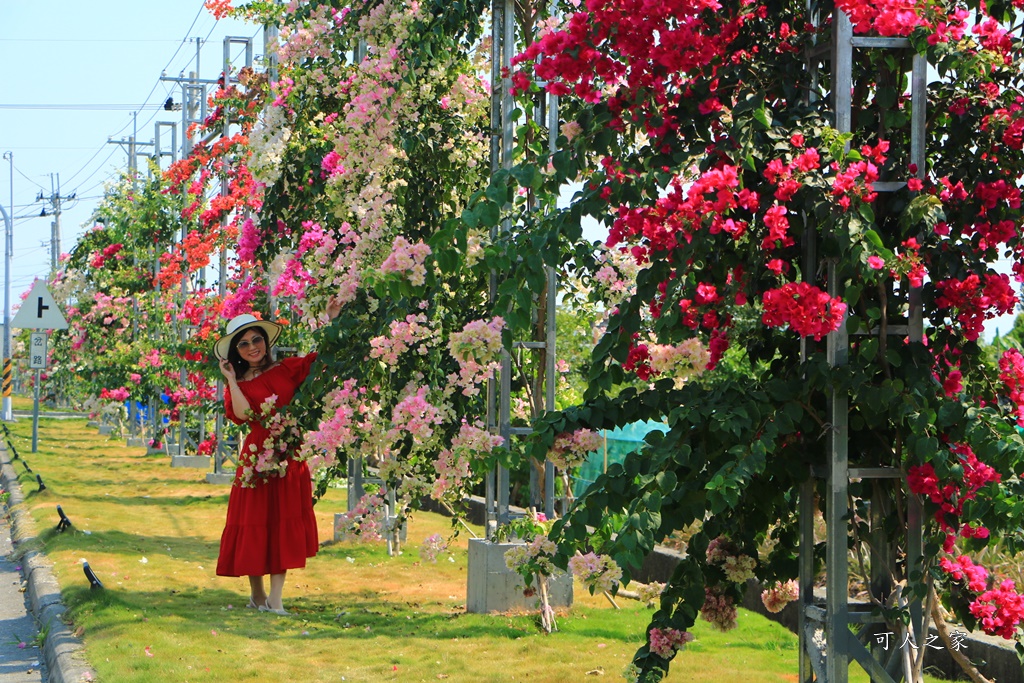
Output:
[
  {"xmin": 267, "ymin": 572, "xmax": 287, "ymax": 611},
  {"xmin": 248, "ymin": 576, "xmax": 267, "ymax": 607}
]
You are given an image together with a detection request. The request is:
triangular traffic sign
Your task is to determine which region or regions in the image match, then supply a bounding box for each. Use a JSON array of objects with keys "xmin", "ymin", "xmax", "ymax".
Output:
[{"xmin": 11, "ymin": 280, "xmax": 68, "ymax": 330}]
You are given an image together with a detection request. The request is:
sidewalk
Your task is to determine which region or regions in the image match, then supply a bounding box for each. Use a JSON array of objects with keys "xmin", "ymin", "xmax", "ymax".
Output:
[
  {"xmin": 0, "ymin": 441, "xmax": 94, "ymax": 683},
  {"xmin": 0, "ymin": 510, "xmax": 45, "ymax": 683}
]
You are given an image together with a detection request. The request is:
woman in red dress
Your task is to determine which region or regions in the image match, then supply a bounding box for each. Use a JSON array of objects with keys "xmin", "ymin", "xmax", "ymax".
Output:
[{"xmin": 213, "ymin": 306, "xmax": 339, "ymax": 614}]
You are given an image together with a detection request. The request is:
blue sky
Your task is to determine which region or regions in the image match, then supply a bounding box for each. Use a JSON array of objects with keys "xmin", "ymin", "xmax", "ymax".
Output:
[
  {"xmin": 0, "ymin": 2, "xmax": 1019, "ymax": 340},
  {"xmin": 0, "ymin": 1, "xmax": 255, "ymax": 301}
]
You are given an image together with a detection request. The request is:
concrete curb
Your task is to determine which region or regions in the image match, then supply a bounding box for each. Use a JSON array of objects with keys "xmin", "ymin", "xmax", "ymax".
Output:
[
  {"xmin": 12, "ymin": 411, "xmax": 91, "ymax": 420},
  {"xmin": 0, "ymin": 443, "xmax": 96, "ymax": 683}
]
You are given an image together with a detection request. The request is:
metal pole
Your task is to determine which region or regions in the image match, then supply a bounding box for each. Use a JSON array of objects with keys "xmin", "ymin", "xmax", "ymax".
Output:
[
  {"xmin": 130, "ymin": 113, "xmax": 138, "ymax": 182},
  {"xmin": 543, "ymin": 6, "xmax": 560, "ymax": 517},
  {"xmin": 266, "ymin": 18, "xmax": 279, "ymax": 83},
  {"xmin": 825, "ymin": 11, "xmax": 853, "ymax": 683},
  {"xmin": 494, "ymin": 0, "xmax": 516, "ymax": 529},
  {"xmin": 1, "ymin": 151, "xmax": 11, "ymax": 421},
  {"xmin": 213, "ymin": 38, "xmax": 232, "ymax": 477},
  {"xmin": 179, "ymin": 208, "xmax": 188, "ymax": 453},
  {"xmin": 484, "ymin": 0, "xmax": 503, "ymax": 537},
  {"xmin": 181, "ymin": 77, "xmax": 190, "ymax": 158},
  {"xmin": 52, "ymin": 174, "xmax": 62, "ymax": 273},
  {"xmin": 32, "ymin": 368, "xmax": 40, "ymax": 452},
  {"xmin": 544, "ymin": 267, "xmax": 556, "ymax": 519}
]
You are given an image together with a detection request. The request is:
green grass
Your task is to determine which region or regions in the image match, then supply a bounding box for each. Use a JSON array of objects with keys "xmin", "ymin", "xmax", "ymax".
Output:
[{"xmin": 3, "ymin": 413, "xmax": 951, "ymax": 682}]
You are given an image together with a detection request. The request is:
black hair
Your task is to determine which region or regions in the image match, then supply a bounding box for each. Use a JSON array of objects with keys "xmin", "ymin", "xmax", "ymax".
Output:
[{"xmin": 227, "ymin": 327, "xmax": 270, "ymax": 379}]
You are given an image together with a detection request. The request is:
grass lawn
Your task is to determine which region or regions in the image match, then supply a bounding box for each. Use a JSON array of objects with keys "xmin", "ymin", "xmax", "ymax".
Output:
[{"xmin": 2, "ymin": 412, "xmax": 950, "ymax": 682}]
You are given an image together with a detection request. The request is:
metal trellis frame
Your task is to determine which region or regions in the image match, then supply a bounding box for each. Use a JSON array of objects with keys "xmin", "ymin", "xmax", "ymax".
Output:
[
  {"xmin": 482, "ymin": 0, "xmax": 559, "ymax": 539},
  {"xmin": 210, "ymin": 36, "xmax": 256, "ymax": 480},
  {"xmin": 799, "ymin": 9, "xmax": 926, "ymax": 683}
]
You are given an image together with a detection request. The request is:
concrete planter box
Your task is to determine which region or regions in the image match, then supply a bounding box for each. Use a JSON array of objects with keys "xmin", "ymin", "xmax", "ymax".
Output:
[
  {"xmin": 170, "ymin": 455, "xmax": 210, "ymax": 469},
  {"xmin": 333, "ymin": 512, "xmax": 348, "ymax": 542},
  {"xmin": 466, "ymin": 538, "xmax": 573, "ymax": 613}
]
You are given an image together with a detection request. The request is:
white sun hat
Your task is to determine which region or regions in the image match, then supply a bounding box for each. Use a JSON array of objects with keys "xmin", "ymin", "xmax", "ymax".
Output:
[{"xmin": 213, "ymin": 314, "xmax": 284, "ymax": 361}]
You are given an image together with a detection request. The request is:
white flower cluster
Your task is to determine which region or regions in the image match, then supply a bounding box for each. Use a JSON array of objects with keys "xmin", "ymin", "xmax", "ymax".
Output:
[{"xmin": 248, "ymin": 104, "xmax": 292, "ymax": 186}]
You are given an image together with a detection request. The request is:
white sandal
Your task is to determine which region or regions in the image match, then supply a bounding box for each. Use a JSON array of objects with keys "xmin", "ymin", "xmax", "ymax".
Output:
[{"xmin": 262, "ymin": 599, "xmax": 290, "ymax": 616}]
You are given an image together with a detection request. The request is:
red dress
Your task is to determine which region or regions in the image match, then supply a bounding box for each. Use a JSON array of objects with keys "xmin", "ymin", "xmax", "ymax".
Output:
[{"xmin": 216, "ymin": 353, "xmax": 320, "ymax": 577}]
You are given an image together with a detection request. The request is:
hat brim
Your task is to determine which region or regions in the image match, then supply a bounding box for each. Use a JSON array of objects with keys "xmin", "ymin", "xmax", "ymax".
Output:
[{"xmin": 213, "ymin": 320, "xmax": 283, "ymax": 360}]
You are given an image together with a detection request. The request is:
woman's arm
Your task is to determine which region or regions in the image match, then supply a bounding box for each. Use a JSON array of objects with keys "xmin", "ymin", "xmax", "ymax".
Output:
[
  {"xmin": 325, "ymin": 294, "xmax": 342, "ymax": 323},
  {"xmin": 219, "ymin": 358, "xmax": 252, "ymax": 421}
]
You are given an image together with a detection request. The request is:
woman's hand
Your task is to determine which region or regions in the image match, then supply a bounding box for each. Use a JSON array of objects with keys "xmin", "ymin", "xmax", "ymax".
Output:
[
  {"xmin": 218, "ymin": 357, "xmax": 237, "ymax": 383},
  {"xmin": 326, "ymin": 293, "xmax": 343, "ymax": 321}
]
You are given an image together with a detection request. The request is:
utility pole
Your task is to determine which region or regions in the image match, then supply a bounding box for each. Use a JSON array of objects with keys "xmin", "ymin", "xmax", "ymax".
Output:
[
  {"xmin": 160, "ymin": 40, "xmax": 216, "ymax": 160},
  {"xmin": 108, "ymin": 112, "xmax": 154, "ymax": 185},
  {"xmin": 1, "ymin": 151, "xmax": 12, "ymax": 421},
  {"xmin": 38, "ymin": 174, "xmax": 75, "ymax": 276}
]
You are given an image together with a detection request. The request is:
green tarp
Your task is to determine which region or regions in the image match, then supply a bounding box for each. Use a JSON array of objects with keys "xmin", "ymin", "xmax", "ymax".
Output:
[{"xmin": 571, "ymin": 420, "xmax": 668, "ymax": 498}]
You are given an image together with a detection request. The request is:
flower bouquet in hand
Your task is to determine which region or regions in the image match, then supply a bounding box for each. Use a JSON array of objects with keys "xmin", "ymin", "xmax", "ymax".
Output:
[{"xmin": 240, "ymin": 394, "xmax": 301, "ymax": 487}]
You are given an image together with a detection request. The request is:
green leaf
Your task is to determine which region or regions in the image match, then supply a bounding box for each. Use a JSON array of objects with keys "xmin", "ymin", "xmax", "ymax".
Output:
[
  {"xmin": 753, "ymin": 105, "xmax": 772, "ymax": 129},
  {"xmin": 900, "ymin": 194, "xmax": 946, "ymax": 233},
  {"xmin": 876, "ymin": 86, "xmax": 897, "ymax": 110},
  {"xmin": 863, "ymin": 229, "xmax": 885, "ymax": 250},
  {"xmin": 511, "ymin": 164, "xmax": 540, "ymax": 190},
  {"xmin": 461, "ymin": 206, "xmax": 479, "ymax": 229},
  {"xmin": 478, "ymin": 200, "xmax": 501, "ymax": 228},
  {"xmin": 656, "ymin": 470, "xmax": 678, "ymax": 490},
  {"xmin": 937, "ymin": 402, "xmax": 964, "ymax": 428},
  {"xmin": 859, "ymin": 337, "xmax": 879, "ymax": 362},
  {"xmin": 858, "ymin": 203, "xmax": 875, "ymax": 225}
]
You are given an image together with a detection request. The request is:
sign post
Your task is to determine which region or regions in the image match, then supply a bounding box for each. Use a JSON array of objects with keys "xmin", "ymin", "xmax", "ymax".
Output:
[
  {"xmin": 28, "ymin": 333, "xmax": 47, "ymax": 452},
  {"xmin": 12, "ymin": 280, "xmax": 67, "ymax": 452}
]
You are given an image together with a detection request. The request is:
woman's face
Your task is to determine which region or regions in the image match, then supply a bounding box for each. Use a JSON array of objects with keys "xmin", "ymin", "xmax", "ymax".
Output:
[{"xmin": 234, "ymin": 329, "xmax": 268, "ymax": 366}]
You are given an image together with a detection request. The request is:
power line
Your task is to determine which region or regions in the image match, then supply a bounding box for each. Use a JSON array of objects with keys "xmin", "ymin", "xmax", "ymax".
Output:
[
  {"xmin": 0, "ymin": 104, "xmax": 168, "ymax": 111},
  {"xmin": 63, "ymin": 0, "xmax": 212, "ymax": 196},
  {"xmin": 129, "ymin": 2, "xmax": 213, "ymax": 130},
  {"xmin": 72, "ymin": 150, "xmax": 126, "ymax": 198},
  {"xmin": 12, "ymin": 164, "xmax": 47, "ymax": 191},
  {"xmin": 2, "ymin": 147, "xmax": 106, "ymax": 152},
  {"xmin": 0, "ymin": 38, "xmax": 184, "ymax": 43},
  {"xmin": 63, "ymin": 143, "xmax": 119, "ymax": 189},
  {"xmin": 69, "ymin": 27, "xmax": 230, "ymax": 200}
]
